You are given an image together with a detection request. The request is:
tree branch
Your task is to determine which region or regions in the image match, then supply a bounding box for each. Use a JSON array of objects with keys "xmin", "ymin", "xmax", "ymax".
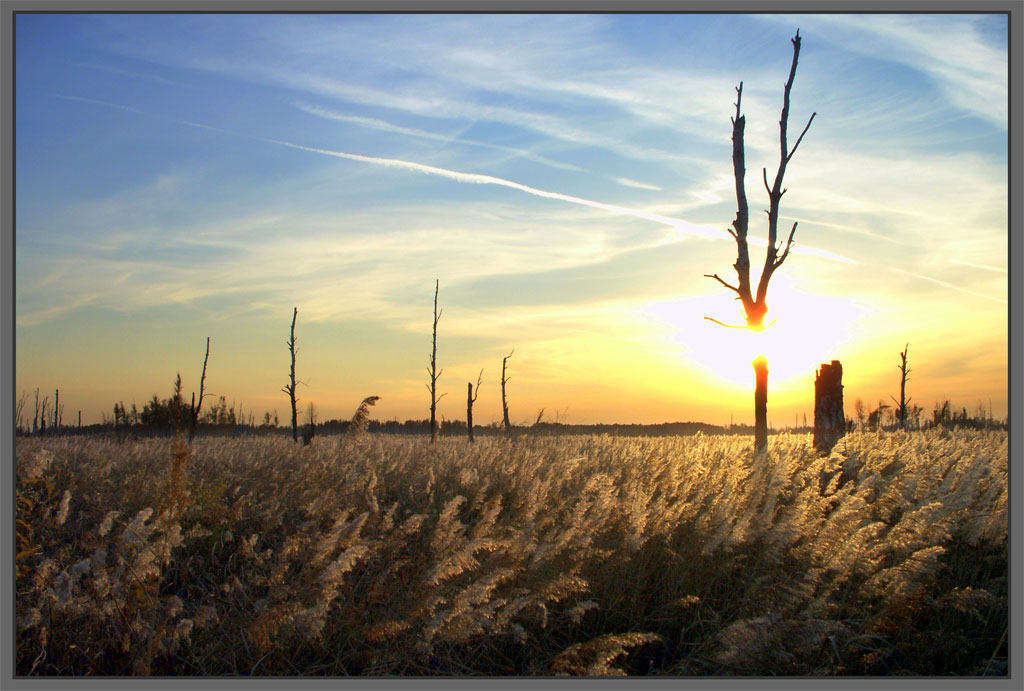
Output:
[
  {"xmin": 704, "ymin": 273, "xmax": 741, "ymax": 295},
  {"xmin": 786, "ymin": 112, "xmax": 817, "ymax": 163},
  {"xmin": 773, "ymin": 222, "xmax": 798, "ymax": 269},
  {"xmin": 704, "ymin": 316, "xmax": 747, "ymax": 329}
]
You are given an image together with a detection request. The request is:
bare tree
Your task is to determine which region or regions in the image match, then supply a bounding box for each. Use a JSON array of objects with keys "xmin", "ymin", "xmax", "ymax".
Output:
[
  {"xmin": 281, "ymin": 307, "xmax": 300, "ymax": 442},
  {"xmin": 39, "ymin": 395, "xmax": 49, "ymax": 435},
  {"xmin": 890, "ymin": 343, "xmax": 912, "ymax": 430},
  {"xmin": 188, "ymin": 336, "xmax": 211, "ymax": 444},
  {"xmin": 15, "ymin": 391, "xmax": 29, "ymax": 433},
  {"xmin": 302, "ymin": 401, "xmax": 317, "ymax": 446},
  {"xmin": 32, "ymin": 388, "xmax": 40, "ymax": 435},
  {"xmin": 703, "ymin": 30, "xmax": 816, "ymax": 453},
  {"xmin": 426, "ymin": 280, "xmax": 446, "ymax": 443},
  {"xmin": 501, "ymin": 349, "xmax": 514, "ymax": 432},
  {"xmin": 467, "ymin": 369, "xmax": 482, "ymax": 443}
]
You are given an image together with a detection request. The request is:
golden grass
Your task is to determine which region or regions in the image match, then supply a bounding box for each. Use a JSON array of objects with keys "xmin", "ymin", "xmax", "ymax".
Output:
[{"xmin": 15, "ymin": 428, "xmax": 1007, "ymax": 676}]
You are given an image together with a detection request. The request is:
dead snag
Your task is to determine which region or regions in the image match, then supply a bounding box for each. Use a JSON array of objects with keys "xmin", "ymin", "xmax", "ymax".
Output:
[
  {"xmin": 703, "ymin": 30, "xmax": 816, "ymax": 453},
  {"xmin": 426, "ymin": 280, "xmax": 446, "ymax": 443},
  {"xmin": 501, "ymin": 349, "xmax": 514, "ymax": 432},
  {"xmin": 890, "ymin": 343, "xmax": 912, "ymax": 430},
  {"xmin": 467, "ymin": 369, "xmax": 482, "ymax": 442},
  {"xmin": 281, "ymin": 307, "xmax": 300, "ymax": 443},
  {"xmin": 814, "ymin": 360, "xmax": 845, "ymax": 453},
  {"xmin": 188, "ymin": 336, "xmax": 211, "ymax": 444}
]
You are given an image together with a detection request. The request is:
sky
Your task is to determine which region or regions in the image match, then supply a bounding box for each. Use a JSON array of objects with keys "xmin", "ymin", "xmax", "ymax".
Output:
[{"xmin": 14, "ymin": 13, "xmax": 1009, "ymax": 428}]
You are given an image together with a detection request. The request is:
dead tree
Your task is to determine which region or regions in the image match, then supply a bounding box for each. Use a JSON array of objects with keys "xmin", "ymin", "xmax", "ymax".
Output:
[
  {"xmin": 890, "ymin": 343, "xmax": 911, "ymax": 430},
  {"xmin": 467, "ymin": 369, "xmax": 482, "ymax": 443},
  {"xmin": 753, "ymin": 356, "xmax": 768, "ymax": 450},
  {"xmin": 38, "ymin": 395, "xmax": 49, "ymax": 436},
  {"xmin": 814, "ymin": 360, "xmax": 844, "ymax": 453},
  {"xmin": 501, "ymin": 349, "xmax": 514, "ymax": 432},
  {"xmin": 426, "ymin": 280, "xmax": 446, "ymax": 443},
  {"xmin": 302, "ymin": 401, "xmax": 317, "ymax": 446},
  {"xmin": 15, "ymin": 392, "xmax": 28, "ymax": 434},
  {"xmin": 703, "ymin": 30, "xmax": 816, "ymax": 453},
  {"xmin": 32, "ymin": 388, "xmax": 39, "ymax": 435},
  {"xmin": 188, "ymin": 336, "xmax": 211, "ymax": 444},
  {"xmin": 281, "ymin": 307, "xmax": 300, "ymax": 442}
]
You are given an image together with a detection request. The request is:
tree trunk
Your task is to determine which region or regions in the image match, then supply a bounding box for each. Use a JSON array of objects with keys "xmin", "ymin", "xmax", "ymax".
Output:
[
  {"xmin": 282, "ymin": 307, "xmax": 299, "ymax": 443},
  {"xmin": 466, "ymin": 381, "xmax": 474, "ymax": 443},
  {"xmin": 429, "ymin": 280, "xmax": 442, "ymax": 444},
  {"xmin": 501, "ymin": 350, "xmax": 513, "ymax": 432},
  {"xmin": 753, "ymin": 356, "xmax": 768, "ymax": 453},
  {"xmin": 814, "ymin": 360, "xmax": 845, "ymax": 453}
]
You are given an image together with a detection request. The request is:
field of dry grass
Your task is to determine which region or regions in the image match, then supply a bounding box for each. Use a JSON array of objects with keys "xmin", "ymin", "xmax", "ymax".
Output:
[{"xmin": 15, "ymin": 428, "xmax": 1007, "ymax": 676}]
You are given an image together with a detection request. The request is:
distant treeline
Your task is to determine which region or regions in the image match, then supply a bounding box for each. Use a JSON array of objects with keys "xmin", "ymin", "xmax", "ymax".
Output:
[
  {"xmin": 14, "ymin": 386, "xmax": 1005, "ymax": 440},
  {"xmin": 17, "ymin": 417, "xmax": 740, "ymax": 440}
]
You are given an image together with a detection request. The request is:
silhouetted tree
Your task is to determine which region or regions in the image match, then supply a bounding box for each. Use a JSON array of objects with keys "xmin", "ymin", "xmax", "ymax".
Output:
[
  {"xmin": 189, "ymin": 336, "xmax": 211, "ymax": 444},
  {"xmin": 302, "ymin": 401, "xmax": 317, "ymax": 446},
  {"xmin": 467, "ymin": 369, "xmax": 482, "ymax": 443},
  {"xmin": 703, "ymin": 30, "xmax": 816, "ymax": 453},
  {"xmin": 813, "ymin": 360, "xmax": 844, "ymax": 452},
  {"xmin": 501, "ymin": 349, "xmax": 514, "ymax": 432},
  {"xmin": 890, "ymin": 343, "xmax": 911, "ymax": 430},
  {"xmin": 282, "ymin": 308, "xmax": 300, "ymax": 442},
  {"xmin": 426, "ymin": 280, "xmax": 446, "ymax": 443}
]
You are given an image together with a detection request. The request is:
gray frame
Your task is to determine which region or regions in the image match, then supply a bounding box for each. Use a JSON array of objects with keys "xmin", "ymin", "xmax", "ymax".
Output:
[{"xmin": 2, "ymin": 3, "xmax": 1019, "ymax": 690}]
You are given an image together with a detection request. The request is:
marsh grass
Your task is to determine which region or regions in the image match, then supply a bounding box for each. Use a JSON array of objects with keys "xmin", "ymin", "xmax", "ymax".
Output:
[{"xmin": 15, "ymin": 429, "xmax": 1007, "ymax": 676}]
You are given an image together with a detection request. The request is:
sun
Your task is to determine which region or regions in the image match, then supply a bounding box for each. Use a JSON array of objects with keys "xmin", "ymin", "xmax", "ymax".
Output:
[{"xmin": 643, "ymin": 276, "xmax": 862, "ymax": 392}]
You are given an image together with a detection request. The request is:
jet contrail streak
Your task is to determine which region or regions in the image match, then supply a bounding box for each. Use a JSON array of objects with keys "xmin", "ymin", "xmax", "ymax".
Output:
[
  {"xmin": 255, "ymin": 135, "xmax": 728, "ymax": 240},
  {"xmin": 890, "ymin": 268, "xmax": 1007, "ymax": 304}
]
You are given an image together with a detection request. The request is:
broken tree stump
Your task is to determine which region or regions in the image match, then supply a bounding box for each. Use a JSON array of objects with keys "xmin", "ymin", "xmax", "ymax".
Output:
[{"xmin": 814, "ymin": 360, "xmax": 844, "ymax": 454}]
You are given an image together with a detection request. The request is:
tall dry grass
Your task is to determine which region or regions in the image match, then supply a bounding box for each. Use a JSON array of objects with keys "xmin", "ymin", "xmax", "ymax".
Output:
[{"xmin": 15, "ymin": 428, "xmax": 1007, "ymax": 675}]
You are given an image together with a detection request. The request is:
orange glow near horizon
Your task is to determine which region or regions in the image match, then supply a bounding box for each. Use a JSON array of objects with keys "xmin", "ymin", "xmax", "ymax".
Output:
[{"xmin": 643, "ymin": 275, "xmax": 864, "ymax": 393}]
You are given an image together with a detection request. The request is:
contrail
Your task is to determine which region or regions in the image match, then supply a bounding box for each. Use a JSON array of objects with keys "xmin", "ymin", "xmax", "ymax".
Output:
[
  {"xmin": 295, "ymin": 101, "xmax": 586, "ymax": 173},
  {"xmin": 256, "ymin": 135, "xmax": 728, "ymax": 240},
  {"xmin": 890, "ymin": 268, "xmax": 1007, "ymax": 304}
]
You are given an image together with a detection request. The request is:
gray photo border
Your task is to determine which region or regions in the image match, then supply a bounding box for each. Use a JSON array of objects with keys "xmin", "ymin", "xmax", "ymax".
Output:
[{"xmin": 2, "ymin": 2, "xmax": 1020, "ymax": 690}]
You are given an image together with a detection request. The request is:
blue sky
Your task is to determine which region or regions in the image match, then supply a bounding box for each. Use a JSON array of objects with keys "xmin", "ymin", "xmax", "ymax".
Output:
[{"xmin": 15, "ymin": 13, "xmax": 1009, "ymax": 426}]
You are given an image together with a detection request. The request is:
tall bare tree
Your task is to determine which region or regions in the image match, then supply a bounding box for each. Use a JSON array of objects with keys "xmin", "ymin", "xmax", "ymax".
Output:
[
  {"xmin": 501, "ymin": 349, "xmax": 514, "ymax": 432},
  {"xmin": 281, "ymin": 307, "xmax": 300, "ymax": 442},
  {"xmin": 188, "ymin": 336, "xmax": 211, "ymax": 444},
  {"xmin": 426, "ymin": 280, "xmax": 446, "ymax": 443},
  {"xmin": 704, "ymin": 30, "xmax": 816, "ymax": 453},
  {"xmin": 467, "ymin": 369, "xmax": 482, "ymax": 443},
  {"xmin": 32, "ymin": 388, "xmax": 40, "ymax": 435},
  {"xmin": 15, "ymin": 392, "xmax": 28, "ymax": 433},
  {"xmin": 890, "ymin": 343, "xmax": 912, "ymax": 430}
]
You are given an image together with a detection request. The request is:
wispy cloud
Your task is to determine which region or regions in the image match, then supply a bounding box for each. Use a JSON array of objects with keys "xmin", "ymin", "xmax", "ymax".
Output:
[
  {"xmin": 294, "ymin": 101, "xmax": 585, "ymax": 173},
  {"xmin": 44, "ymin": 93, "xmax": 1005, "ymax": 320},
  {"xmin": 890, "ymin": 268, "xmax": 1007, "ymax": 305},
  {"xmin": 614, "ymin": 177, "xmax": 662, "ymax": 191},
  {"xmin": 760, "ymin": 14, "xmax": 1008, "ymax": 128},
  {"xmin": 951, "ymin": 259, "xmax": 1007, "ymax": 275}
]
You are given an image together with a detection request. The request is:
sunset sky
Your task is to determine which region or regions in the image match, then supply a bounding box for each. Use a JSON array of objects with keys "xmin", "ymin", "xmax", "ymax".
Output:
[{"xmin": 15, "ymin": 13, "xmax": 1009, "ymax": 428}]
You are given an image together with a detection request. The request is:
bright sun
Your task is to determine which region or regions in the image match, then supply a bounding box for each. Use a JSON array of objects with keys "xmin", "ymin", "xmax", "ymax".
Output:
[{"xmin": 643, "ymin": 276, "xmax": 862, "ymax": 391}]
